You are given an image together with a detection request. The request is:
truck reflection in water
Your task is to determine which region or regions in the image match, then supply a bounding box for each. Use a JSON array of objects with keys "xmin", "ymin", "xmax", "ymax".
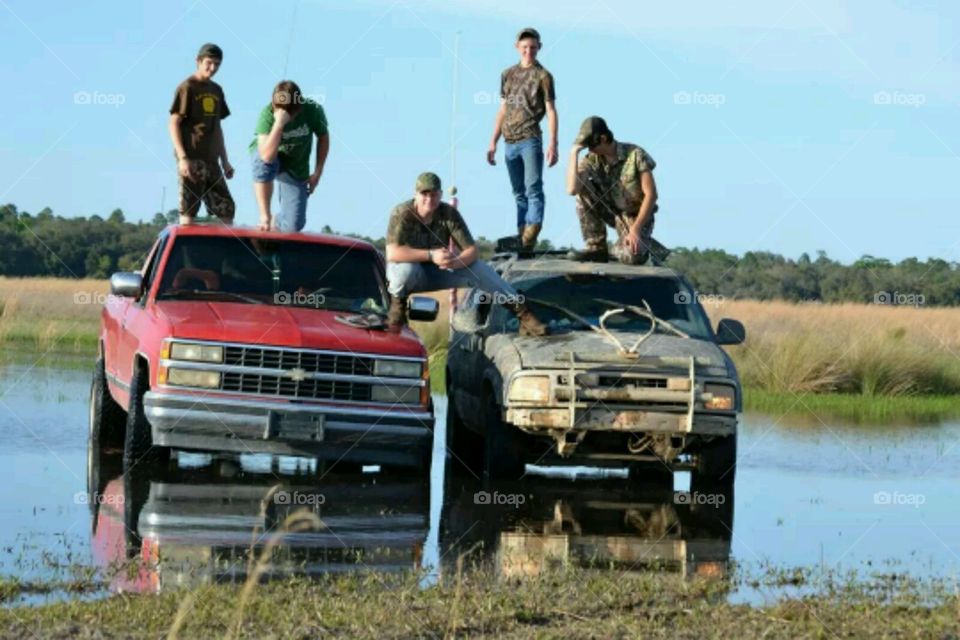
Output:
[
  {"xmin": 88, "ymin": 449, "xmax": 429, "ymax": 594},
  {"xmin": 441, "ymin": 475, "xmax": 733, "ymax": 580}
]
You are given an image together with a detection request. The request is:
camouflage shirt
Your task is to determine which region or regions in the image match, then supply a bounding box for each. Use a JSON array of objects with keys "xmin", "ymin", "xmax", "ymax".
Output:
[
  {"xmin": 500, "ymin": 62, "xmax": 556, "ymax": 143},
  {"xmin": 386, "ymin": 200, "xmax": 476, "ymax": 252},
  {"xmin": 576, "ymin": 142, "xmax": 657, "ymax": 215}
]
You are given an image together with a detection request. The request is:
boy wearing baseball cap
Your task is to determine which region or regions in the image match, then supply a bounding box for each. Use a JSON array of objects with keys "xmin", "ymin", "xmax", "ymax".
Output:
[
  {"xmin": 385, "ymin": 172, "xmax": 547, "ymax": 336},
  {"xmin": 487, "ymin": 28, "xmax": 559, "ymax": 250},
  {"xmin": 566, "ymin": 116, "xmax": 659, "ymax": 264},
  {"xmin": 168, "ymin": 43, "xmax": 236, "ymax": 225}
]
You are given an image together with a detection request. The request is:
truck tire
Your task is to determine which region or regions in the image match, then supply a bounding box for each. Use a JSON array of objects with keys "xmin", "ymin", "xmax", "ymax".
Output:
[
  {"xmin": 445, "ymin": 395, "xmax": 482, "ymax": 477},
  {"xmin": 483, "ymin": 392, "xmax": 525, "ymax": 480},
  {"xmin": 89, "ymin": 357, "xmax": 125, "ymax": 451},
  {"xmin": 123, "ymin": 364, "xmax": 170, "ymax": 470},
  {"xmin": 695, "ymin": 434, "xmax": 737, "ymax": 486}
]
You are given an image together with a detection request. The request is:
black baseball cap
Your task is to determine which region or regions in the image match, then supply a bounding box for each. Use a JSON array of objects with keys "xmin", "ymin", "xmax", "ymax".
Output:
[{"xmin": 575, "ymin": 116, "xmax": 614, "ymax": 147}]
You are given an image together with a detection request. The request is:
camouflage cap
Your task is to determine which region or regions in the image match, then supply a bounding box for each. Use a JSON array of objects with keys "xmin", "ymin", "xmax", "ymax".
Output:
[
  {"xmin": 516, "ymin": 27, "xmax": 541, "ymax": 42},
  {"xmin": 415, "ymin": 172, "xmax": 442, "ymax": 192},
  {"xmin": 197, "ymin": 43, "xmax": 223, "ymax": 60},
  {"xmin": 575, "ymin": 116, "xmax": 613, "ymax": 147}
]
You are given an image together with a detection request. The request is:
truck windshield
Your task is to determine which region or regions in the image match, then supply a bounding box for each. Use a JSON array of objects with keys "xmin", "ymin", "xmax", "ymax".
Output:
[
  {"xmin": 517, "ymin": 274, "xmax": 714, "ymax": 340},
  {"xmin": 156, "ymin": 236, "xmax": 388, "ymax": 314}
]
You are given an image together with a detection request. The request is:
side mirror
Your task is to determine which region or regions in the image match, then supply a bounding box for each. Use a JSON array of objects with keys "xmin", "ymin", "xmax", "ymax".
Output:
[
  {"xmin": 408, "ymin": 296, "xmax": 439, "ymax": 322},
  {"xmin": 715, "ymin": 318, "xmax": 746, "ymax": 345},
  {"xmin": 110, "ymin": 272, "xmax": 144, "ymax": 299}
]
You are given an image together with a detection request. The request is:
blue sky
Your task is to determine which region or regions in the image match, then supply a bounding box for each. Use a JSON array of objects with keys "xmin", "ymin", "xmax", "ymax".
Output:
[{"xmin": 0, "ymin": 0, "xmax": 957, "ymax": 262}]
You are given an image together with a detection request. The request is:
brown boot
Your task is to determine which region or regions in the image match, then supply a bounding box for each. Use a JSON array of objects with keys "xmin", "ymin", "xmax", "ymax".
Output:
[
  {"xmin": 521, "ymin": 223, "xmax": 542, "ymax": 250},
  {"xmin": 386, "ymin": 295, "xmax": 408, "ymax": 331},
  {"xmin": 507, "ymin": 302, "xmax": 549, "ymax": 337}
]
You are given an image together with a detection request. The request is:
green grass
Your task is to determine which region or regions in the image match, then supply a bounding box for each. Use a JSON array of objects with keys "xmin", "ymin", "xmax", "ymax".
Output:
[
  {"xmin": 744, "ymin": 389, "xmax": 960, "ymax": 424},
  {"xmin": 0, "ymin": 568, "xmax": 957, "ymax": 639}
]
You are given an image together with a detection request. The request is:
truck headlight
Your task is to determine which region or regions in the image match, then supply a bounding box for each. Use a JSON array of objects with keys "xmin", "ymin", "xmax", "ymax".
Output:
[
  {"xmin": 166, "ymin": 341, "xmax": 224, "ymax": 363},
  {"xmin": 167, "ymin": 368, "xmax": 222, "ymax": 389},
  {"xmin": 373, "ymin": 360, "xmax": 422, "ymax": 379},
  {"xmin": 371, "ymin": 385, "xmax": 421, "ymax": 405},
  {"xmin": 508, "ymin": 376, "xmax": 551, "ymax": 403},
  {"xmin": 703, "ymin": 384, "xmax": 735, "ymax": 411}
]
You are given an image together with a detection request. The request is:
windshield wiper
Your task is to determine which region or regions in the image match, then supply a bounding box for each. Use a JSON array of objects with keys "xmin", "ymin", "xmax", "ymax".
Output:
[{"xmin": 159, "ymin": 290, "xmax": 264, "ymax": 305}]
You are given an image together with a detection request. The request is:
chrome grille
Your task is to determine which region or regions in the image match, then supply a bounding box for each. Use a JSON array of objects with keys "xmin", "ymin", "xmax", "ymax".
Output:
[
  {"xmin": 222, "ymin": 372, "xmax": 371, "ymax": 402},
  {"xmin": 224, "ymin": 346, "xmax": 375, "ymax": 376}
]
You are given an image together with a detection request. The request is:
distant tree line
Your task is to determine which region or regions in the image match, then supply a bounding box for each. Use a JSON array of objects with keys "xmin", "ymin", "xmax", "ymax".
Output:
[{"xmin": 2, "ymin": 204, "xmax": 958, "ymax": 305}]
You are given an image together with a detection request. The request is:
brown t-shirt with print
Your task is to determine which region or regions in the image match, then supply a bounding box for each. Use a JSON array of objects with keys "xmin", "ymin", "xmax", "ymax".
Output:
[
  {"xmin": 386, "ymin": 200, "xmax": 475, "ymax": 252},
  {"xmin": 169, "ymin": 77, "xmax": 230, "ymax": 163},
  {"xmin": 500, "ymin": 61, "xmax": 556, "ymax": 143}
]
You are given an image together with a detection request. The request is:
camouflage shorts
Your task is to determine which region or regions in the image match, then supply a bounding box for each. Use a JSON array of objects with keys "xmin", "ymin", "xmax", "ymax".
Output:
[
  {"xmin": 179, "ymin": 159, "xmax": 235, "ymax": 220},
  {"xmin": 575, "ymin": 191, "xmax": 654, "ymax": 265}
]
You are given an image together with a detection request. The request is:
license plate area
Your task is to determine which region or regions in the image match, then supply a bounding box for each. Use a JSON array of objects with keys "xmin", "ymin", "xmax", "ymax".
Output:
[{"xmin": 264, "ymin": 412, "xmax": 325, "ymax": 442}]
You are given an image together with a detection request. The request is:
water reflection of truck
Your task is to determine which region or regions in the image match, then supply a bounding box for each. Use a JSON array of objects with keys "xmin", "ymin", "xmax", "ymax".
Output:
[
  {"xmin": 445, "ymin": 257, "xmax": 745, "ymax": 481},
  {"xmin": 441, "ymin": 477, "xmax": 733, "ymax": 580},
  {"xmin": 89, "ymin": 225, "xmax": 438, "ymax": 472},
  {"xmin": 89, "ymin": 456, "xmax": 429, "ymax": 594}
]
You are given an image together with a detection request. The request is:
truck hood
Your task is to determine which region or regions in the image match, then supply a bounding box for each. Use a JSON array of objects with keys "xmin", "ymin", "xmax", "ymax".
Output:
[
  {"xmin": 157, "ymin": 301, "xmax": 426, "ymax": 358},
  {"xmin": 512, "ymin": 330, "xmax": 732, "ymax": 375}
]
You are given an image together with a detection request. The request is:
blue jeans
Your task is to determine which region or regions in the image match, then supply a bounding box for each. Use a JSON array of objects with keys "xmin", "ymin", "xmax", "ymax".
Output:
[
  {"xmin": 504, "ymin": 137, "xmax": 544, "ymax": 229},
  {"xmin": 250, "ymin": 150, "xmax": 308, "ymax": 232},
  {"xmin": 386, "ymin": 260, "xmax": 518, "ymax": 300}
]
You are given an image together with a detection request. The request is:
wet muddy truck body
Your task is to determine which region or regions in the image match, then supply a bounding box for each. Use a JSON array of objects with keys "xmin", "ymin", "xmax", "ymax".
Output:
[
  {"xmin": 445, "ymin": 256, "xmax": 745, "ymax": 482},
  {"xmin": 90, "ymin": 225, "xmax": 437, "ymax": 472}
]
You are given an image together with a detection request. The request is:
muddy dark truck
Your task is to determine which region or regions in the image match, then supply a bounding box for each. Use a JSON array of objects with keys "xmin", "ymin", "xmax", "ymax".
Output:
[{"xmin": 445, "ymin": 255, "xmax": 745, "ymax": 483}]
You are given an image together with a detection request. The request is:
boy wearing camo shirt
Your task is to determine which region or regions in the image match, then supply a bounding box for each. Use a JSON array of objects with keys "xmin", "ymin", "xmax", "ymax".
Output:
[
  {"xmin": 486, "ymin": 27, "xmax": 558, "ymax": 250},
  {"xmin": 168, "ymin": 43, "xmax": 236, "ymax": 225},
  {"xmin": 566, "ymin": 116, "xmax": 660, "ymax": 265}
]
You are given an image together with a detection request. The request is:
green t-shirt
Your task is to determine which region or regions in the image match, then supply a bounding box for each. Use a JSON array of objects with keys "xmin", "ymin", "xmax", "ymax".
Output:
[{"xmin": 249, "ymin": 99, "xmax": 328, "ymax": 181}]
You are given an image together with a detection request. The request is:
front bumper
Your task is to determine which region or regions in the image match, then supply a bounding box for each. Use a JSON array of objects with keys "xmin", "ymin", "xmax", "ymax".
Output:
[
  {"xmin": 144, "ymin": 391, "xmax": 434, "ymax": 467},
  {"xmin": 506, "ymin": 406, "xmax": 737, "ymax": 436}
]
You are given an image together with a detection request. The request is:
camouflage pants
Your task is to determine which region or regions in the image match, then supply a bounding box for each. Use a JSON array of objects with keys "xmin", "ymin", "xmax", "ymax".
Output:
[
  {"xmin": 575, "ymin": 190, "xmax": 654, "ymax": 265},
  {"xmin": 178, "ymin": 159, "xmax": 235, "ymax": 220}
]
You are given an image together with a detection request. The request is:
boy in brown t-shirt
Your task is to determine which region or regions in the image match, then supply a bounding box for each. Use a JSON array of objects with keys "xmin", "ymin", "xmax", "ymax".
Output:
[
  {"xmin": 486, "ymin": 28, "xmax": 558, "ymax": 250},
  {"xmin": 168, "ymin": 43, "xmax": 235, "ymax": 225}
]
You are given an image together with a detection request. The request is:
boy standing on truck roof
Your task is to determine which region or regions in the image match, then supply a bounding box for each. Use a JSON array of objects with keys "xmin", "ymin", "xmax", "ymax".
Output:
[
  {"xmin": 250, "ymin": 80, "xmax": 330, "ymax": 232},
  {"xmin": 385, "ymin": 172, "xmax": 548, "ymax": 337},
  {"xmin": 487, "ymin": 27, "xmax": 559, "ymax": 251},
  {"xmin": 566, "ymin": 116, "xmax": 660, "ymax": 265},
  {"xmin": 168, "ymin": 43, "xmax": 236, "ymax": 225}
]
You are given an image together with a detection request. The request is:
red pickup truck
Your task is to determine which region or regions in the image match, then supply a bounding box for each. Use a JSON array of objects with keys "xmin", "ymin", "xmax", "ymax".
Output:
[{"xmin": 88, "ymin": 225, "xmax": 437, "ymax": 472}]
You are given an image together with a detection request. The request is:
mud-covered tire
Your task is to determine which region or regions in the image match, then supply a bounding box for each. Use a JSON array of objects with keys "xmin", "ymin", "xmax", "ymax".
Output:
[
  {"xmin": 89, "ymin": 357, "xmax": 125, "ymax": 451},
  {"xmin": 482, "ymin": 392, "xmax": 525, "ymax": 480},
  {"xmin": 123, "ymin": 364, "xmax": 170, "ymax": 470},
  {"xmin": 695, "ymin": 434, "xmax": 737, "ymax": 486},
  {"xmin": 445, "ymin": 395, "xmax": 483, "ymax": 477}
]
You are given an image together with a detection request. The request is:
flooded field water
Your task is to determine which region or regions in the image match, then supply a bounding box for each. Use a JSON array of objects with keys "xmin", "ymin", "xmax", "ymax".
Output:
[{"xmin": 1, "ymin": 354, "xmax": 959, "ymax": 606}]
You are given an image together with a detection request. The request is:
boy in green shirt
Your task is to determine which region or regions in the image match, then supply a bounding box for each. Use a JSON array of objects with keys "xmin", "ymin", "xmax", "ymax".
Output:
[{"xmin": 250, "ymin": 81, "xmax": 329, "ymax": 231}]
